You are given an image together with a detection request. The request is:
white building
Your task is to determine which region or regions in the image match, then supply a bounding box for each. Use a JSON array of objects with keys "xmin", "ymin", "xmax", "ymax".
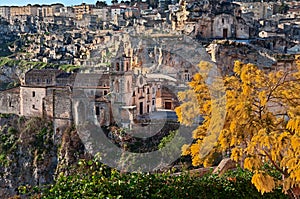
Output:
[
  {"xmin": 0, "ymin": 6, "xmax": 10, "ymax": 20},
  {"xmin": 91, "ymin": 8, "xmax": 109, "ymax": 21}
]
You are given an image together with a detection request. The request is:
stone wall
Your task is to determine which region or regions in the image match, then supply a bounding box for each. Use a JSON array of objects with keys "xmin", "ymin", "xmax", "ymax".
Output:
[
  {"xmin": 25, "ymin": 69, "xmax": 63, "ymax": 87},
  {"xmin": 195, "ymin": 16, "xmax": 213, "ymax": 39},
  {"xmin": 0, "ymin": 87, "xmax": 20, "ymax": 115},
  {"xmin": 195, "ymin": 14, "xmax": 249, "ymax": 39},
  {"xmin": 207, "ymin": 40, "xmax": 277, "ymax": 75},
  {"xmin": 213, "ymin": 14, "xmax": 236, "ymax": 39},
  {"xmin": 20, "ymin": 86, "xmax": 47, "ymax": 117},
  {"xmin": 53, "ymin": 88, "xmax": 73, "ymax": 120}
]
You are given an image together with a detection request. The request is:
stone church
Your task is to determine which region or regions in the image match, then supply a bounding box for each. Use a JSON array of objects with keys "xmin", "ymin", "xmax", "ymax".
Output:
[{"xmin": 0, "ymin": 53, "xmax": 179, "ymax": 131}]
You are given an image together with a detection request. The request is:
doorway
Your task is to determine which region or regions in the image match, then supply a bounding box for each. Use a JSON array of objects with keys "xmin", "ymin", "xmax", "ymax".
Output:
[
  {"xmin": 139, "ymin": 102, "xmax": 143, "ymax": 115},
  {"xmin": 165, "ymin": 102, "xmax": 172, "ymax": 110},
  {"xmin": 223, "ymin": 28, "xmax": 228, "ymax": 38}
]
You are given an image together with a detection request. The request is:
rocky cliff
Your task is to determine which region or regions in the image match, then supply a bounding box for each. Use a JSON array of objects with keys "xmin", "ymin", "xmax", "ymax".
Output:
[
  {"xmin": 206, "ymin": 40, "xmax": 278, "ymax": 75},
  {"xmin": 0, "ymin": 114, "xmax": 86, "ymax": 198}
]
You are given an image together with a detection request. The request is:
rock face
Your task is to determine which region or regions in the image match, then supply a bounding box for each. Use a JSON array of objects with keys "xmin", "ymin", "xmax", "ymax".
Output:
[
  {"xmin": 0, "ymin": 115, "xmax": 86, "ymax": 198},
  {"xmin": 206, "ymin": 40, "xmax": 277, "ymax": 75},
  {"xmin": 0, "ymin": 63, "xmax": 22, "ymax": 91}
]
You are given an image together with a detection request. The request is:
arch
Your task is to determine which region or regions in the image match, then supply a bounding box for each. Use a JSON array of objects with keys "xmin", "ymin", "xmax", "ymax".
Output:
[
  {"xmin": 114, "ymin": 80, "xmax": 120, "ymax": 93},
  {"xmin": 116, "ymin": 62, "xmax": 120, "ymax": 71}
]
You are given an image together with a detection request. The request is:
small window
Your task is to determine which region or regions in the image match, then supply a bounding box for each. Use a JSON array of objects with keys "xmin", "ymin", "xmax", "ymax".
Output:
[
  {"xmin": 104, "ymin": 90, "xmax": 108, "ymax": 95},
  {"xmin": 95, "ymin": 106, "xmax": 100, "ymax": 115},
  {"xmin": 32, "ymin": 105, "xmax": 35, "ymax": 109},
  {"xmin": 152, "ymin": 100, "xmax": 155, "ymax": 105},
  {"xmin": 222, "ymin": 18, "xmax": 224, "ymax": 24},
  {"xmin": 32, "ymin": 91, "xmax": 35, "ymax": 97},
  {"xmin": 127, "ymin": 81, "xmax": 130, "ymax": 92}
]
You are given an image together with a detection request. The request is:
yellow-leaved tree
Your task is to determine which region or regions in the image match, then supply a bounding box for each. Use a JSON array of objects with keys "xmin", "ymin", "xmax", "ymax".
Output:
[{"xmin": 176, "ymin": 60, "xmax": 300, "ymax": 198}]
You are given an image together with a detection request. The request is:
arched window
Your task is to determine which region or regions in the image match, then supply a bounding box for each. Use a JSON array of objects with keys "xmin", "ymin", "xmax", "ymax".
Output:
[
  {"xmin": 114, "ymin": 80, "xmax": 119, "ymax": 93},
  {"xmin": 127, "ymin": 81, "xmax": 130, "ymax": 92}
]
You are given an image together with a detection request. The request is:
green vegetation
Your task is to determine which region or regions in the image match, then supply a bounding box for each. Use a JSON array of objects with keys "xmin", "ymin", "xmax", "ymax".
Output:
[
  {"xmin": 0, "ymin": 116, "xmax": 288, "ymax": 199},
  {"xmin": 0, "ymin": 125, "xmax": 18, "ymax": 166},
  {"xmin": 0, "ymin": 116, "xmax": 54, "ymax": 167},
  {"xmin": 0, "ymin": 57, "xmax": 79, "ymax": 72},
  {"xmin": 23, "ymin": 159, "xmax": 288, "ymax": 199}
]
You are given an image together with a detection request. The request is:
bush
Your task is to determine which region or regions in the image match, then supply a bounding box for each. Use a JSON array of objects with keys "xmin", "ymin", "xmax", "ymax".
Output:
[{"xmin": 24, "ymin": 162, "xmax": 288, "ymax": 199}]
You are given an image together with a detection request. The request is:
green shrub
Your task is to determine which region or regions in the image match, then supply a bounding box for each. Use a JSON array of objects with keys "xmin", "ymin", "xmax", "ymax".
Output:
[{"xmin": 24, "ymin": 162, "xmax": 288, "ymax": 199}]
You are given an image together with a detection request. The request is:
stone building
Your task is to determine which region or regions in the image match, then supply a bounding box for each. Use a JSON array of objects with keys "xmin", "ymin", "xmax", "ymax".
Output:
[
  {"xmin": 91, "ymin": 8, "xmax": 110, "ymax": 21},
  {"xmin": 237, "ymin": 2, "xmax": 276, "ymax": 20},
  {"xmin": 38, "ymin": 4, "xmax": 63, "ymax": 17},
  {"xmin": 0, "ymin": 51, "xmax": 172, "ymax": 129},
  {"xmin": 195, "ymin": 13, "xmax": 250, "ymax": 39},
  {"xmin": 0, "ymin": 6, "xmax": 10, "ymax": 20},
  {"xmin": 170, "ymin": 0, "xmax": 250, "ymax": 39},
  {"xmin": 20, "ymin": 69, "xmax": 63, "ymax": 117},
  {"xmin": 10, "ymin": 5, "xmax": 39, "ymax": 17},
  {"xmin": 212, "ymin": 13, "xmax": 249, "ymax": 39},
  {"xmin": 73, "ymin": 4, "xmax": 91, "ymax": 20}
]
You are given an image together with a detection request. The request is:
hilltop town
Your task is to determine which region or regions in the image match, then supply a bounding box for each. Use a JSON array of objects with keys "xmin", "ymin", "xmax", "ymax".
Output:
[
  {"xmin": 0, "ymin": 0, "xmax": 299, "ymax": 198},
  {"xmin": 0, "ymin": 0, "xmax": 299, "ymax": 132}
]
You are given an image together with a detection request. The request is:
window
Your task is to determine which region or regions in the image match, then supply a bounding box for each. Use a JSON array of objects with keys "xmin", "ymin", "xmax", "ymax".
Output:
[
  {"xmin": 32, "ymin": 105, "xmax": 35, "ymax": 109},
  {"xmin": 184, "ymin": 73, "xmax": 190, "ymax": 81},
  {"xmin": 152, "ymin": 100, "xmax": 155, "ymax": 105},
  {"xmin": 222, "ymin": 18, "xmax": 224, "ymax": 24},
  {"xmin": 95, "ymin": 106, "xmax": 100, "ymax": 115},
  {"xmin": 32, "ymin": 91, "xmax": 35, "ymax": 97},
  {"xmin": 104, "ymin": 90, "xmax": 108, "ymax": 95},
  {"xmin": 127, "ymin": 81, "xmax": 130, "ymax": 92},
  {"xmin": 114, "ymin": 81, "xmax": 119, "ymax": 93}
]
